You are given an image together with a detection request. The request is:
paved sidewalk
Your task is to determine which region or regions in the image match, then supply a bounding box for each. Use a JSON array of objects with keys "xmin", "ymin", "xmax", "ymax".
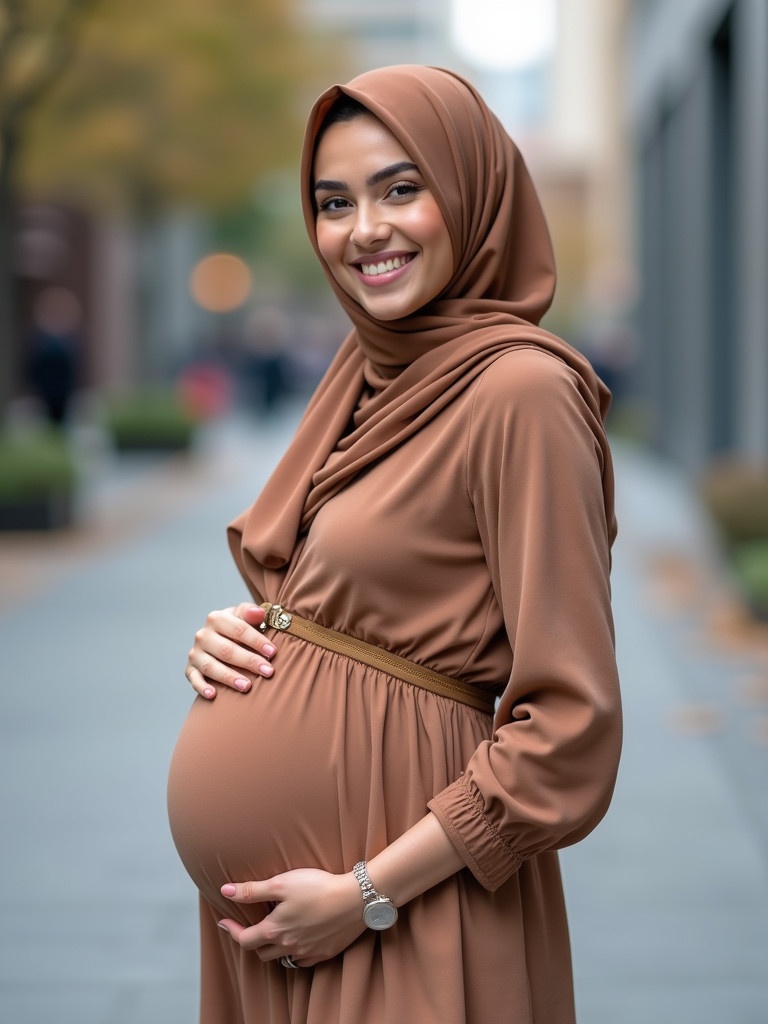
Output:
[
  {"xmin": 1, "ymin": 416, "xmax": 767, "ymax": 1023},
  {"xmin": 562, "ymin": 441, "xmax": 768, "ymax": 1023},
  {"xmin": 0, "ymin": 407, "xmax": 301, "ymax": 1024}
]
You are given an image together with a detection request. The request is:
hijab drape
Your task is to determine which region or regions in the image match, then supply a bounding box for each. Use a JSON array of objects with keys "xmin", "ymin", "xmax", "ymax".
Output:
[{"xmin": 229, "ymin": 65, "xmax": 616, "ymax": 580}]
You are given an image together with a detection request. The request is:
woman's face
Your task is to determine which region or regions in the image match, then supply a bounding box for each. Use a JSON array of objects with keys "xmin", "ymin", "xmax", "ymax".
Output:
[{"xmin": 313, "ymin": 112, "xmax": 454, "ymax": 321}]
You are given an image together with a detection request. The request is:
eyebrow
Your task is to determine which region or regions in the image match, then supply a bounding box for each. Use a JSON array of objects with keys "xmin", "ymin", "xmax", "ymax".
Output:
[{"xmin": 314, "ymin": 161, "xmax": 420, "ymax": 193}]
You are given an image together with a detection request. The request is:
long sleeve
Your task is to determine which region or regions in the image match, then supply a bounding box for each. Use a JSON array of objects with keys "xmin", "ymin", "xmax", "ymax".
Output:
[{"xmin": 429, "ymin": 348, "xmax": 622, "ymax": 891}]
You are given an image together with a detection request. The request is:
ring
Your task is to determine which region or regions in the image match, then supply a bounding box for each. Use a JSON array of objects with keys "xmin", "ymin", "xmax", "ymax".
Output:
[{"xmin": 280, "ymin": 955, "xmax": 299, "ymax": 969}]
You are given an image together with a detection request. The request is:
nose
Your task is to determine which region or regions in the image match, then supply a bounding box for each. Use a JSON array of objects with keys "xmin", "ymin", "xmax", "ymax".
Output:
[{"xmin": 350, "ymin": 201, "xmax": 390, "ymax": 248}]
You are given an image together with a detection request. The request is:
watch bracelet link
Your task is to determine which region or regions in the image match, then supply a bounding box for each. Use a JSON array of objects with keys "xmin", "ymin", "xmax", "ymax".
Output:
[
  {"xmin": 352, "ymin": 860, "xmax": 398, "ymax": 930},
  {"xmin": 352, "ymin": 860, "xmax": 382, "ymax": 902}
]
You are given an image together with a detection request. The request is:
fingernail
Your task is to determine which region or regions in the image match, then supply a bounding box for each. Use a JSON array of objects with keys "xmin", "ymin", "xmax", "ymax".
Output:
[
  {"xmin": 258, "ymin": 664, "xmax": 274, "ymax": 678},
  {"xmin": 218, "ymin": 922, "xmax": 230, "ymax": 933},
  {"xmin": 204, "ymin": 687, "xmax": 215, "ymax": 700},
  {"xmin": 262, "ymin": 643, "xmax": 276, "ymax": 657},
  {"xmin": 221, "ymin": 884, "xmax": 237, "ymax": 897},
  {"xmin": 234, "ymin": 678, "xmax": 251, "ymax": 692}
]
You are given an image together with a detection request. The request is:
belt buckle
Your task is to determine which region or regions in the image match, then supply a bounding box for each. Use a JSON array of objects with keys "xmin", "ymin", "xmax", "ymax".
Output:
[{"xmin": 262, "ymin": 603, "xmax": 292, "ymax": 631}]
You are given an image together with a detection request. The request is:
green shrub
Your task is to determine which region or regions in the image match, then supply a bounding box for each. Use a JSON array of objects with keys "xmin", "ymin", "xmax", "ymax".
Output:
[
  {"xmin": 105, "ymin": 390, "xmax": 196, "ymax": 450},
  {"xmin": 731, "ymin": 540, "xmax": 768, "ymax": 618},
  {"xmin": 699, "ymin": 459, "xmax": 768, "ymax": 546},
  {"xmin": 0, "ymin": 431, "xmax": 77, "ymax": 498}
]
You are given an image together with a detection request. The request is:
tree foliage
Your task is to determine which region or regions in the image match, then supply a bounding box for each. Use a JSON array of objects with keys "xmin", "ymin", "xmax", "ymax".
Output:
[
  {"xmin": 0, "ymin": 1, "xmax": 99, "ymax": 128},
  {"xmin": 9, "ymin": 0, "xmax": 326, "ymax": 212},
  {"xmin": 0, "ymin": 0, "xmax": 340, "ymax": 420}
]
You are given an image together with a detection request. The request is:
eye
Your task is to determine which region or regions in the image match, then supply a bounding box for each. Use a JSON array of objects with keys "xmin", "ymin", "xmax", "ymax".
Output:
[
  {"xmin": 386, "ymin": 181, "xmax": 423, "ymax": 201},
  {"xmin": 317, "ymin": 196, "xmax": 352, "ymax": 214}
]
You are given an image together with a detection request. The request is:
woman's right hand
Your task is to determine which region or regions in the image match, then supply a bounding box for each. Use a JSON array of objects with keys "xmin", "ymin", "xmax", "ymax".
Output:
[{"xmin": 185, "ymin": 603, "xmax": 277, "ymax": 700}]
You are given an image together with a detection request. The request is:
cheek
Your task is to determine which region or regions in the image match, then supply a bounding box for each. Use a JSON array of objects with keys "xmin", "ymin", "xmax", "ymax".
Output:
[
  {"xmin": 417, "ymin": 209, "xmax": 454, "ymax": 287},
  {"xmin": 315, "ymin": 224, "xmax": 353, "ymax": 292},
  {"xmin": 315, "ymin": 223, "xmax": 335, "ymax": 265},
  {"xmin": 404, "ymin": 203, "xmax": 446, "ymax": 243}
]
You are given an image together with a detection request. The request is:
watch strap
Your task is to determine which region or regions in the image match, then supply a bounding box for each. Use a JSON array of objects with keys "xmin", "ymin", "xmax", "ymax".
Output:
[{"xmin": 353, "ymin": 860, "xmax": 383, "ymax": 903}]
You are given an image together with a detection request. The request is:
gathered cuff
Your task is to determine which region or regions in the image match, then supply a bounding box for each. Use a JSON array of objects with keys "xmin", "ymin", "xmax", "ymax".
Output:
[{"xmin": 428, "ymin": 775, "xmax": 523, "ymax": 892}]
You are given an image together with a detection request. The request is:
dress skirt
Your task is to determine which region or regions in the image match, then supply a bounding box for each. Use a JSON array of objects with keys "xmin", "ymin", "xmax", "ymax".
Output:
[{"xmin": 167, "ymin": 631, "xmax": 574, "ymax": 1024}]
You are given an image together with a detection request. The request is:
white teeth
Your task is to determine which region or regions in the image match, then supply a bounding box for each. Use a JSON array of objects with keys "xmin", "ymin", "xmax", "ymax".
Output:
[{"xmin": 360, "ymin": 255, "xmax": 410, "ymax": 276}]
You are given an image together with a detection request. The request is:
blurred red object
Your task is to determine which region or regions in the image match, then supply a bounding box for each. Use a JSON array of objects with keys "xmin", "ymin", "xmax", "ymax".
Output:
[{"xmin": 177, "ymin": 363, "xmax": 232, "ymax": 419}]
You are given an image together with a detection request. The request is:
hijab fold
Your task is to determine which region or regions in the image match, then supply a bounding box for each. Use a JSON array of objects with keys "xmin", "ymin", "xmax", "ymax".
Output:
[{"xmin": 229, "ymin": 66, "xmax": 616, "ymax": 581}]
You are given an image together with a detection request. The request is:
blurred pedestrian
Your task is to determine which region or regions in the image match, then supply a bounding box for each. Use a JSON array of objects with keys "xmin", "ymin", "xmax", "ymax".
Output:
[
  {"xmin": 27, "ymin": 286, "xmax": 80, "ymax": 427},
  {"xmin": 168, "ymin": 65, "xmax": 621, "ymax": 1024},
  {"xmin": 240, "ymin": 306, "xmax": 291, "ymax": 416}
]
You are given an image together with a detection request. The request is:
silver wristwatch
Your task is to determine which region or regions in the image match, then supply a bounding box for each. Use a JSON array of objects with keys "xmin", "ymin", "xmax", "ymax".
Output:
[{"xmin": 352, "ymin": 861, "xmax": 398, "ymax": 930}]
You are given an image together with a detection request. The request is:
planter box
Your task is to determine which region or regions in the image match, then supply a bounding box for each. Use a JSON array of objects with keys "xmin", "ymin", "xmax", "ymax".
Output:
[
  {"xmin": 732, "ymin": 540, "xmax": 768, "ymax": 624},
  {"xmin": 699, "ymin": 459, "xmax": 768, "ymax": 546},
  {"xmin": 0, "ymin": 491, "xmax": 75, "ymax": 531},
  {"xmin": 0, "ymin": 431, "xmax": 77, "ymax": 532},
  {"xmin": 105, "ymin": 391, "xmax": 197, "ymax": 454}
]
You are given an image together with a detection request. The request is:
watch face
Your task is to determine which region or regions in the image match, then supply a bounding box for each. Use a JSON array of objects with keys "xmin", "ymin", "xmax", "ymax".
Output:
[{"xmin": 363, "ymin": 899, "xmax": 398, "ymax": 931}]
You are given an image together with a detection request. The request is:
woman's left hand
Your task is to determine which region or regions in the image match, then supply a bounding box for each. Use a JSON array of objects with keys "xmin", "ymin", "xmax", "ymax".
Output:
[{"xmin": 218, "ymin": 868, "xmax": 367, "ymax": 967}]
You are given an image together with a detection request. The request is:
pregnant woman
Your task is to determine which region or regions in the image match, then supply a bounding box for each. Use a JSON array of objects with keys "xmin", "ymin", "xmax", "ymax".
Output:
[{"xmin": 167, "ymin": 64, "xmax": 622, "ymax": 1024}]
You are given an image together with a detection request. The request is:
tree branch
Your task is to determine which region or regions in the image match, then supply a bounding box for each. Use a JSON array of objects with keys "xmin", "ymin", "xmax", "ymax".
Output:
[
  {"xmin": 1, "ymin": 0, "xmax": 103, "ymax": 129},
  {"xmin": 0, "ymin": 0, "xmax": 26, "ymax": 70}
]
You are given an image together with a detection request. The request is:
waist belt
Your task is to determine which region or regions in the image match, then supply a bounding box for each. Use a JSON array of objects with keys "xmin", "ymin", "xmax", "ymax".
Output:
[{"xmin": 259, "ymin": 602, "xmax": 496, "ymax": 715}]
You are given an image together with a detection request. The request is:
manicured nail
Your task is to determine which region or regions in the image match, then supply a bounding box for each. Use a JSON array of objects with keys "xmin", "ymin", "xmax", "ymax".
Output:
[
  {"xmin": 221, "ymin": 884, "xmax": 237, "ymax": 897},
  {"xmin": 262, "ymin": 643, "xmax": 276, "ymax": 658},
  {"xmin": 234, "ymin": 678, "xmax": 251, "ymax": 691},
  {"xmin": 258, "ymin": 664, "xmax": 274, "ymax": 678},
  {"xmin": 204, "ymin": 687, "xmax": 215, "ymax": 700},
  {"xmin": 218, "ymin": 922, "xmax": 230, "ymax": 933}
]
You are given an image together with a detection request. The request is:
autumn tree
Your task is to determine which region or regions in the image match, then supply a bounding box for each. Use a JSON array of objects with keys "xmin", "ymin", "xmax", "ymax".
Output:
[
  {"xmin": 0, "ymin": 0, "xmax": 100, "ymax": 420},
  {"xmin": 0, "ymin": 0, "xmax": 335, "ymax": 422}
]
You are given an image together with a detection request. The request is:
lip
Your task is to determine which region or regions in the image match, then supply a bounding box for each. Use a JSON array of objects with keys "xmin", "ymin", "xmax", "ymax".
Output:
[{"xmin": 350, "ymin": 251, "xmax": 416, "ymax": 287}]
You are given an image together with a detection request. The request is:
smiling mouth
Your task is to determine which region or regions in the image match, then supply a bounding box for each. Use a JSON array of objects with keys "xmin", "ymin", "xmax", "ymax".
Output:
[{"xmin": 357, "ymin": 254, "xmax": 415, "ymax": 277}]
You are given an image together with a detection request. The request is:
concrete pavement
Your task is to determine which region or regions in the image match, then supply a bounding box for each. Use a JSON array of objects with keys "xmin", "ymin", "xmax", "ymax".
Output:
[
  {"xmin": 0, "ymin": 407, "xmax": 299, "ymax": 1024},
  {"xmin": 562, "ymin": 442, "xmax": 768, "ymax": 1023},
  {"xmin": 1, "ymin": 408, "xmax": 767, "ymax": 1023}
]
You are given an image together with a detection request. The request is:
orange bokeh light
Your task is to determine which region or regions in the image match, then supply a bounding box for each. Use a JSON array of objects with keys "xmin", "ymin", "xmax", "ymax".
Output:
[{"xmin": 189, "ymin": 253, "xmax": 252, "ymax": 313}]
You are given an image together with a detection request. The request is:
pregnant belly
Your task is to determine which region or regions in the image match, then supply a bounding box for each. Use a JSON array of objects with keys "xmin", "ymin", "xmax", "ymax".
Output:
[
  {"xmin": 167, "ymin": 637, "xmax": 484, "ymax": 924},
  {"xmin": 167, "ymin": 661, "xmax": 348, "ymax": 921}
]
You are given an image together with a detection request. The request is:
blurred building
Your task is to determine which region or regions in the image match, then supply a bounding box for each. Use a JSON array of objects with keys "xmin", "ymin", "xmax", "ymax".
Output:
[
  {"xmin": 12, "ymin": 207, "xmax": 211, "ymax": 411},
  {"xmin": 297, "ymin": 0, "xmax": 453, "ymax": 79},
  {"xmin": 537, "ymin": 0, "xmax": 635, "ymax": 350},
  {"xmin": 627, "ymin": 0, "xmax": 768, "ymax": 467}
]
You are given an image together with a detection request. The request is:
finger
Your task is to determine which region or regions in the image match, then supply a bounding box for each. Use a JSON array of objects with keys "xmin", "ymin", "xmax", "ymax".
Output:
[
  {"xmin": 184, "ymin": 605, "xmax": 275, "ymax": 698},
  {"xmin": 187, "ymin": 644, "xmax": 260, "ymax": 694},
  {"xmin": 235, "ymin": 603, "xmax": 267, "ymax": 626},
  {"xmin": 221, "ymin": 880, "xmax": 278, "ymax": 904},
  {"xmin": 227, "ymin": 607, "xmax": 277, "ymax": 661},
  {"xmin": 196, "ymin": 650, "xmax": 263, "ymax": 690},
  {"xmin": 219, "ymin": 927, "xmax": 297, "ymax": 964},
  {"xmin": 217, "ymin": 919, "xmax": 267, "ymax": 953},
  {"xmin": 190, "ymin": 632, "xmax": 274, "ymax": 689},
  {"xmin": 217, "ymin": 919, "xmax": 275, "ymax": 956},
  {"xmin": 204, "ymin": 612, "xmax": 277, "ymax": 671},
  {"xmin": 185, "ymin": 664, "xmax": 217, "ymax": 700},
  {"xmin": 218, "ymin": 918, "xmax": 246, "ymax": 941}
]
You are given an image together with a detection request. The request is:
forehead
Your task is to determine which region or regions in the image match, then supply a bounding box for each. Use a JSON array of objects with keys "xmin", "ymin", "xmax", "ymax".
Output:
[{"xmin": 313, "ymin": 112, "xmax": 416, "ymax": 178}]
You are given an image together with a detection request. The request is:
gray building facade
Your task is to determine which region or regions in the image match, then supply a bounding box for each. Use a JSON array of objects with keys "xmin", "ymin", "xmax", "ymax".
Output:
[{"xmin": 628, "ymin": 0, "xmax": 768, "ymax": 467}]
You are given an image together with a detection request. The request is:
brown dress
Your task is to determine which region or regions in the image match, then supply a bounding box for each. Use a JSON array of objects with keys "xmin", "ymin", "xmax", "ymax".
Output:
[{"xmin": 167, "ymin": 347, "xmax": 621, "ymax": 1023}]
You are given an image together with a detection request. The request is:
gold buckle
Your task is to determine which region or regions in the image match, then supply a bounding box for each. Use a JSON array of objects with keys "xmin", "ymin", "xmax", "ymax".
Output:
[{"xmin": 262, "ymin": 603, "xmax": 292, "ymax": 631}]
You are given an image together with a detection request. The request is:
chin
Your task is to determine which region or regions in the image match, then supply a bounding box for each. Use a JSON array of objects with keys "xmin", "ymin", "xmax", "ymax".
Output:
[{"xmin": 359, "ymin": 295, "xmax": 419, "ymax": 321}]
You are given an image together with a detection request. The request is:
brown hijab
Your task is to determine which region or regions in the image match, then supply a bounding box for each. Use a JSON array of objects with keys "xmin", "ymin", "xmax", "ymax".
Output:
[{"xmin": 229, "ymin": 65, "xmax": 615, "ymax": 580}]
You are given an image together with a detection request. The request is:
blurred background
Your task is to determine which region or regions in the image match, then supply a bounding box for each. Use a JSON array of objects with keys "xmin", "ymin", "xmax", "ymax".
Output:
[
  {"xmin": 1, "ymin": 1, "xmax": 767, "ymax": 1022},
  {"xmin": 2, "ymin": 0, "xmax": 767, "ymax": 476}
]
